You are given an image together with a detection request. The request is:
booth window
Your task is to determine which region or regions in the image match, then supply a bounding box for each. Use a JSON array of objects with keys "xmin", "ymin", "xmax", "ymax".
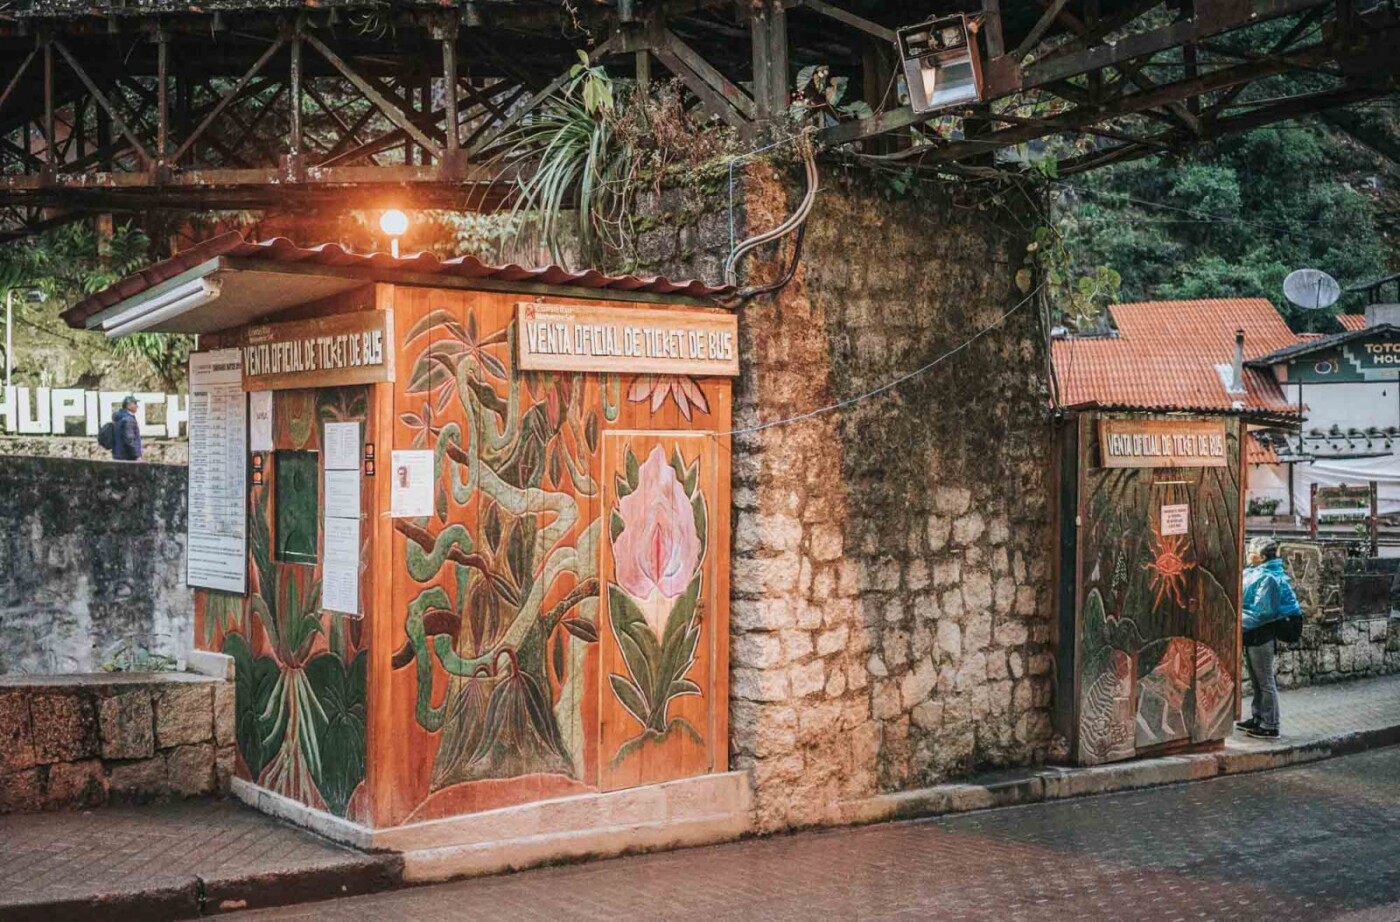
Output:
[{"xmin": 275, "ymin": 450, "xmax": 319, "ymax": 564}]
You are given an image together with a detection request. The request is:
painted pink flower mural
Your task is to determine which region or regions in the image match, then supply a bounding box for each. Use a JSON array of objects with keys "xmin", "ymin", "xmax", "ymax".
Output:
[
  {"xmin": 607, "ymin": 443, "xmax": 709, "ymax": 764},
  {"xmin": 613, "ymin": 445, "xmax": 702, "ymax": 638}
]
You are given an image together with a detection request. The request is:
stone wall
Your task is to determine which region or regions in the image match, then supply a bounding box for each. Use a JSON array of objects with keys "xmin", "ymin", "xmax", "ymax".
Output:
[
  {"xmin": 0, "ymin": 457, "xmax": 193, "ymax": 674},
  {"xmin": 1271, "ymin": 617, "xmax": 1400, "ymax": 690},
  {"xmin": 0, "ymin": 672, "xmax": 234, "ymax": 813},
  {"xmin": 0, "ymin": 435, "xmax": 188, "ymax": 464},
  {"xmin": 637, "ymin": 164, "xmax": 1054, "ymax": 832}
]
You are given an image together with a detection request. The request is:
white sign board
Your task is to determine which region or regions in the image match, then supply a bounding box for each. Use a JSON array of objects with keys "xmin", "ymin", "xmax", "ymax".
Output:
[
  {"xmin": 322, "ymin": 515, "xmax": 361, "ymax": 616},
  {"xmin": 1161, "ymin": 503, "xmax": 1190, "ymax": 536},
  {"xmin": 186, "ymin": 350, "xmax": 247, "ymax": 594},
  {"xmin": 249, "ymin": 391, "xmax": 274, "ymax": 452},
  {"xmin": 391, "ymin": 450, "xmax": 435, "ymax": 518}
]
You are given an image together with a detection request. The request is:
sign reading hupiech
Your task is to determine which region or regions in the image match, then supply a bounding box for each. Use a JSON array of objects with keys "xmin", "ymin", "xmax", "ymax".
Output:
[
  {"xmin": 516, "ymin": 302, "xmax": 740, "ymax": 377},
  {"xmin": 234, "ymin": 312, "xmax": 393, "ymax": 391}
]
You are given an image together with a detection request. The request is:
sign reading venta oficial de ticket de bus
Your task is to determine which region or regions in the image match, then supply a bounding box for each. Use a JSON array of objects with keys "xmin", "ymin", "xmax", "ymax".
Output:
[
  {"xmin": 515, "ymin": 302, "xmax": 740, "ymax": 377},
  {"xmin": 236, "ymin": 312, "xmax": 393, "ymax": 390},
  {"xmin": 1097, "ymin": 417, "xmax": 1228, "ymax": 468}
]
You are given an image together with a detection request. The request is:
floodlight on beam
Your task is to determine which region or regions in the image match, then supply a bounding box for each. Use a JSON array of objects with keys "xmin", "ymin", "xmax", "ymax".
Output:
[{"xmin": 896, "ymin": 13, "xmax": 983, "ymax": 115}]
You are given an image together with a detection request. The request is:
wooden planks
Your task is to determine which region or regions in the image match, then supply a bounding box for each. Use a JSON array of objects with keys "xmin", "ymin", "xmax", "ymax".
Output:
[{"xmin": 372, "ymin": 284, "xmax": 733, "ymax": 826}]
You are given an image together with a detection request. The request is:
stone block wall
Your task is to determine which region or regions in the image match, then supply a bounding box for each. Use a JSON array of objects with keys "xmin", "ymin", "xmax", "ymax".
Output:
[
  {"xmin": 0, "ymin": 673, "xmax": 235, "ymax": 813},
  {"xmin": 1249, "ymin": 618, "xmax": 1400, "ymax": 692},
  {"xmin": 0, "ymin": 456, "xmax": 193, "ymax": 674},
  {"xmin": 0, "ymin": 435, "xmax": 188, "ymax": 464},
  {"xmin": 637, "ymin": 165, "xmax": 1054, "ymax": 832}
]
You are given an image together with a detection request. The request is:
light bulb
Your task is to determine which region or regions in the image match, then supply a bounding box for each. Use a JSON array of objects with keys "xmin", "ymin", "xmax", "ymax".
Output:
[{"xmin": 379, "ymin": 209, "xmax": 409, "ymax": 237}]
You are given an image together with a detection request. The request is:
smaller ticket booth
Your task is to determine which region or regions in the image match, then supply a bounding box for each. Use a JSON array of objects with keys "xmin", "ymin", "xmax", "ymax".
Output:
[
  {"xmin": 65, "ymin": 234, "xmax": 742, "ymax": 848},
  {"xmin": 1053, "ymin": 412, "xmax": 1246, "ymax": 766}
]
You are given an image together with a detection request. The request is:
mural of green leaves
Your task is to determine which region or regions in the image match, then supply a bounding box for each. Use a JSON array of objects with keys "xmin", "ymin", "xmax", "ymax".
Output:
[{"xmin": 220, "ymin": 388, "xmax": 369, "ymax": 818}]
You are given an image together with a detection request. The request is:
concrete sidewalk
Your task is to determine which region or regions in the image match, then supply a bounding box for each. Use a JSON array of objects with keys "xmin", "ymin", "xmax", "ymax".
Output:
[
  {"xmin": 846, "ymin": 671, "xmax": 1400, "ymax": 823},
  {"xmin": 0, "ymin": 799, "xmax": 400, "ymax": 921},
  {"xmin": 0, "ymin": 673, "xmax": 1395, "ymax": 921}
]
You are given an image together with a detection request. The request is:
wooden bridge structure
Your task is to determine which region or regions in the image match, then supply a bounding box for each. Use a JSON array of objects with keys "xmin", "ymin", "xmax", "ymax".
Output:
[{"xmin": 1, "ymin": 0, "xmax": 1398, "ymax": 240}]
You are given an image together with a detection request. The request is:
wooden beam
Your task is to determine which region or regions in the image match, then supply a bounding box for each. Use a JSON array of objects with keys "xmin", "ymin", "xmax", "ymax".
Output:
[
  {"xmin": 52, "ymin": 39, "xmax": 152, "ymax": 167},
  {"xmin": 170, "ymin": 37, "xmax": 283, "ymax": 164},
  {"xmin": 1037, "ymin": 0, "xmax": 1165, "ymax": 65},
  {"xmin": 1022, "ymin": 0, "xmax": 1328, "ymax": 90},
  {"xmin": 982, "ymin": 0, "xmax": 1006, "ymax": 58},
  {"xmin": 303, "ymin": 31, "xmax": 445, "ymax": 161},
  {"xmin": 467, "ymin": 34, "xmax": 620, "ymax": 155},
  {"xmin": 0, "ymin": 49, "xmax": 38, "ymax": 115},
  {"xmin": 802, "ymin": 0, "xmax": 896, "ymax": 44},
  {"xmin": 656, "ymin": 28, "xmax": 755, "ymax": 125},
  {"xmin": 1014, "ymin": 0, "xmax": 1073, "ymax": 61}
]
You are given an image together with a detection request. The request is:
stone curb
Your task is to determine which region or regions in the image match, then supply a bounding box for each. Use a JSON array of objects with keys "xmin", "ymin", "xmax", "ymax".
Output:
[
  {"xmin": 841, "ymin": 726, "xmax": 1400, "ymax": 826},
  {"xmin": 0, "ymin": 853, "xmax": 402, "ymax": 921},
  {"xmin": 0, "ymin": 880, "xmax": 200, "ymax": 922},
  {"xmin": 201, "ymin": 854, "xmax": 403, "ymax": 915}
]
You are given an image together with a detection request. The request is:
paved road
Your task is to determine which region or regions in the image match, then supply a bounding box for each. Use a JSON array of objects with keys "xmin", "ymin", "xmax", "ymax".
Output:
[{"xmin": 248, "ymin": 745, "xmax": 1400, "ymax": 922}]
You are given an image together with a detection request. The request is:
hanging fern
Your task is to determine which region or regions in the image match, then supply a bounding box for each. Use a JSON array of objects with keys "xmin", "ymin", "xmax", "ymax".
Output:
[{"xmin": 493, "ymin": 54, "xmax": 638, "ymax": 269}]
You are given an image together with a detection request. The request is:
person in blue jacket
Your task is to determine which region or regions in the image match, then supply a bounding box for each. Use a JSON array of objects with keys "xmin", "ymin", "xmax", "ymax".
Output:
[{"xmin": 1238, "ymin": 541, "xmax": 1302, "ymax": 739}]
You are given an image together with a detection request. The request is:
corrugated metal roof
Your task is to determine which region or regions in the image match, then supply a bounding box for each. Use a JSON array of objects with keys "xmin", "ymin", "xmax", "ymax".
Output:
[
  {"xmin": 1052, "ymin": 298, "xmax": 1301, "ymax": 420},
  {"xmin": 63, "ymin": 232, "xmax": 732, "ymax": 329}
]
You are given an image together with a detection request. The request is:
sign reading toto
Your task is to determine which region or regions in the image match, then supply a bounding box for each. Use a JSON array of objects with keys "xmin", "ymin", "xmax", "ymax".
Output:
[{"xmin": 515, "ymin": 302, "xmax": 740, "ymax": 377}]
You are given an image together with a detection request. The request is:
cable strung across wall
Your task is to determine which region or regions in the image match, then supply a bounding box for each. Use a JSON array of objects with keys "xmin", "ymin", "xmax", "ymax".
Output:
[{"xmin": 716, "ymin": 283, "xmax": 1046, "ymax": 438}]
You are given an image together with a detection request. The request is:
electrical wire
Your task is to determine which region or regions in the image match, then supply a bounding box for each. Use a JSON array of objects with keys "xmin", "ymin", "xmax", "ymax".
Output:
[{"xmin": 718, "ymin": 283, "xmax": 1044, "ymax": 437}]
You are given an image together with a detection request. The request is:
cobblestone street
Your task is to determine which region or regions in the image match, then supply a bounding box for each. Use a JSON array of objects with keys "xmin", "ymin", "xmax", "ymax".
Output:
[{"xmin": 248, "ymin": 745, "xmax": 1400, "ymax": 922}]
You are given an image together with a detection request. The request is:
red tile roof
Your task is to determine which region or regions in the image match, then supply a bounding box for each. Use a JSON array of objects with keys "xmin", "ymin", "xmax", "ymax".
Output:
[
  {"xmin": 64, "ymin": 232, "xmax": 732, "ymax": 329},
  {"xmin": 1247, "ymin": 431, "xmax": 1281, "ymax": 465},
  {"xmin": 1052, "ymin": 298, "xmax": 1301, "ymax": 420},
  {"xmin": 1338, "ymin": 314, "xmax": 1368, "ymax": 331}
]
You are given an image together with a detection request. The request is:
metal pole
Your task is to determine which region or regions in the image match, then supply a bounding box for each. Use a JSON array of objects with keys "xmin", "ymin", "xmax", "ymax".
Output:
[{"xmin": 5, "ymin": 289, "xmax": 13, "ymax": 389}]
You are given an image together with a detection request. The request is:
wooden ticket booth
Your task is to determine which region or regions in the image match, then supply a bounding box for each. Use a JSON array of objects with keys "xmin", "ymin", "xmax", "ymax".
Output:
[
  {"xmin": 1054, "ymin": 412, "xmax": 1246, "ymax": 766},
  {"xmin": 65, "ymin": 235, "xmax": 739, "ymax": 844}
]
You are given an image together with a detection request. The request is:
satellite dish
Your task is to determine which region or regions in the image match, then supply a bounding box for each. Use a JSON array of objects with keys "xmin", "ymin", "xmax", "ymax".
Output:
[{"xmin": 1284, "ymin": 269, "xmax": 1341, "ymax": 311}]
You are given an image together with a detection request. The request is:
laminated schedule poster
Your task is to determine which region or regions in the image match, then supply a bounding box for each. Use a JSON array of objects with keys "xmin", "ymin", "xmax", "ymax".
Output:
[
  {"xmin": 322, "ymin": 421, "xmax": 362, "ymax": 616},
  {"xmin": 186, "ymin": 350, "xmax": 247, "ymax": 593}
]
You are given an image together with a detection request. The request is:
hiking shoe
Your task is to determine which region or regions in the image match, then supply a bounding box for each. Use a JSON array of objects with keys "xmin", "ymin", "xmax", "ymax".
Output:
[
  {"xmin": 1235, "ymin": 718, "xmax": 1259, "ymax": 732},
  {"xmin": 1246, "ymin": 727, "xmax": 1280, "ymax": 739}
]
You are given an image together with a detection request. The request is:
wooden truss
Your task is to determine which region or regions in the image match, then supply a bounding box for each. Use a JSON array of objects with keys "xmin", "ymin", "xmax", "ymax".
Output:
[{"xmin": 1, "ymin": 0, "xmax": 1397, "ymax": 239}]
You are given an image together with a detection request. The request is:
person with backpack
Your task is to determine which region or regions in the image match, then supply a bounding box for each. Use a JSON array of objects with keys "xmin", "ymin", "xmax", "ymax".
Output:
[
  {"xmin": 1237, "ymin": 540, "xmax": 1303, "ymax": 739},
  {"xmin": 100, "ymin": 394, "xmax": 143, "ymax": 461}
]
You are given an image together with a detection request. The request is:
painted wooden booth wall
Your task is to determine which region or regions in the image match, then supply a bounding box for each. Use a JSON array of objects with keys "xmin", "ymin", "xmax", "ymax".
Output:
[
  {"xmin": 1059, "ymin": 412, "xmax": 1244, "ymax": 767},
  {"xmin": 196, "ymin": 384, "xmax": 376, "ymax": 822},
  {"xmin": 196, "ymin": 284, "xmax": 733, "ymax": 830},
  {"xmin": 377, "ymin": 287, "xmax": 732, "ymax": 827}
]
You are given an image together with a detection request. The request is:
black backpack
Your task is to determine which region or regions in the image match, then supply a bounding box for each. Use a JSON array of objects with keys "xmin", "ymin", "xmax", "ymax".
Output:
[
  {"xmin": 97, "ymin": 421, "xmax": 116, "ymax": 451},
  {"xmin": 1276, "ymin": 616, "xmax": 1304, "ymax": 644}
]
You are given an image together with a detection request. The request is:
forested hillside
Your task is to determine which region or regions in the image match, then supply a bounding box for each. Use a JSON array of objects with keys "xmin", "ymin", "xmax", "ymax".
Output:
[{"xmin": 1056, "ymin": 98, "xmax": 1400, "ymax": 332}]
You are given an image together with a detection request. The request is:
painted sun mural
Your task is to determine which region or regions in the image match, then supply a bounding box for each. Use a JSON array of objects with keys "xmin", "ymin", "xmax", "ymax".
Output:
[{"xmin": 1073, "ymin": 414, "xmax": 1242, "ymax": 766}]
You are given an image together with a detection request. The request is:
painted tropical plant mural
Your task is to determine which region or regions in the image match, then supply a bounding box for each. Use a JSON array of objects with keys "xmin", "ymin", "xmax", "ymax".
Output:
[
  {"xmin": 218, "ymin": 388, "xmax": 369, "ymax": 819},
  {"xmin": 606, "ymin": 444, "xmax": 708, "ymax": 765},
  {"xmin": 391, "ymin": 306, "xmax": 606, "ymax": 789}
]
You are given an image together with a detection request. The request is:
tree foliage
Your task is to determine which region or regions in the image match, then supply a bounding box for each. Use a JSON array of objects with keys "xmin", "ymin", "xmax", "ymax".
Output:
[
  {"xmin": 0, "ymin": 220, "xmax": 197, "ymax": 390},
  {"xmin": 1056, "ymin": 114, "xmax": 1397, "ymax": 331}
]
